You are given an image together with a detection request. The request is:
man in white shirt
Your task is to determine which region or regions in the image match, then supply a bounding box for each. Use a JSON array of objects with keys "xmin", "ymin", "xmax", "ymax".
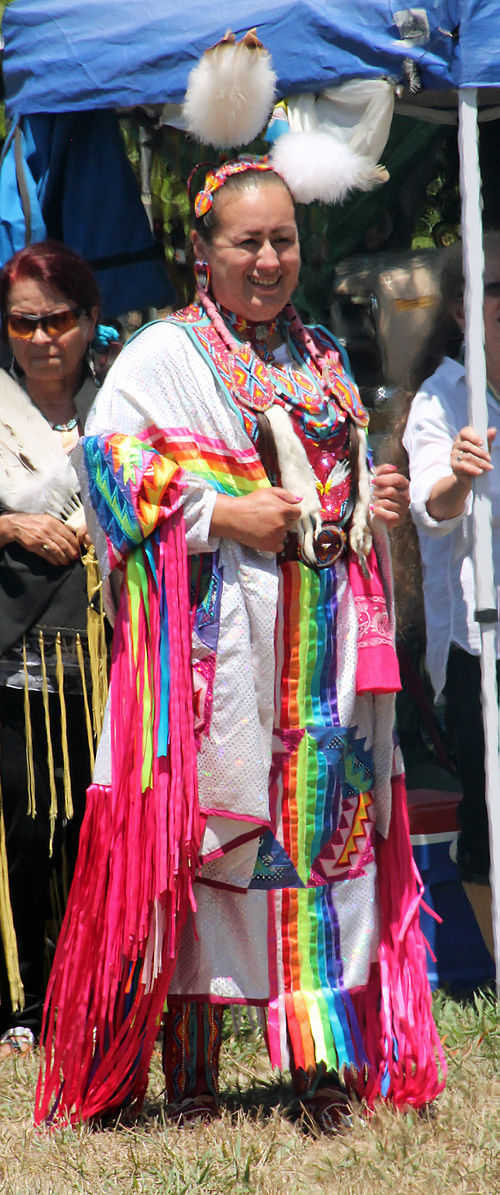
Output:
[{"xmin": 404, "ymin": 234, "xmax": 500, "ymax": 957}]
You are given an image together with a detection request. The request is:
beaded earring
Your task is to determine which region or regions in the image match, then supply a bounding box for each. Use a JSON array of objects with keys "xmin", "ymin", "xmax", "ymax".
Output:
[
  {"xmin": 86, "ymin": 344, "xmax": 99, "ymax": 386},
  {"xmin": 194, "ymin": 260, "xmax": 211, "ymax": 294}
]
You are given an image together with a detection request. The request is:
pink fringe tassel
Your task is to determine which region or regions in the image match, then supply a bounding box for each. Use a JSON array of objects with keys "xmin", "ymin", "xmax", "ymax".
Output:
[
  {"xmin": 35, "ymin": 510, "xmax": 200, "ymax": 1126},
  {"xmin": 349, "ymin": 774, "xmax": 447, "ymax": 1109}
]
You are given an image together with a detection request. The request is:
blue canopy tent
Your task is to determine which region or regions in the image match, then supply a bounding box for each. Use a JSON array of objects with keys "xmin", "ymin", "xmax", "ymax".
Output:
[
  {"xmin": 2, "ymin": 0, "xmax": 459, "ymax": 113},
  {"xmin": 1, "ymin": 0, "xmax": 498, "ymax": 109},
  {"xmin": 1, "ymin": 0, "xmax": 500, "ymax": 991},
  {"xmin": 1, "ymin": 0, "xmax": 497, "ymax": 318}
]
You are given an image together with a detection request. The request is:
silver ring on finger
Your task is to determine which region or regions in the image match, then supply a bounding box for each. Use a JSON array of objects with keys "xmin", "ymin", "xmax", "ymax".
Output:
[
  {"xmin": 42, "ymin": 542, "xmax": 50, "ymax": 552},
  {"xmin": 457, "ymin": 449, "xmax": 464, "ymax": 461}
]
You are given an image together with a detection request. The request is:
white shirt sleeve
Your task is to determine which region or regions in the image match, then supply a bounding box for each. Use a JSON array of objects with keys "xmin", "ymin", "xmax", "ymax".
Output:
[{"xmin": 404, "ymin": 384, "xmax": 472, "ymax": 537}]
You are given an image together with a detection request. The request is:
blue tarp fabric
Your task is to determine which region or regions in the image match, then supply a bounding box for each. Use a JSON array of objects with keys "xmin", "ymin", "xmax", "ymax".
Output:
[
  {"xmin": 1, "ymin": 0, "xmax": 498, "ymax": 315},
  {"xmin": 2, "ymin": 0, "xmax": 462, "ymax": 117},
  {"xmin": 0, "ymin": 111, "xmax": 174, "ymax": 316},
  {"xmin": 453, "ymin": 0, "xmax": 500, "ymax": 88}
]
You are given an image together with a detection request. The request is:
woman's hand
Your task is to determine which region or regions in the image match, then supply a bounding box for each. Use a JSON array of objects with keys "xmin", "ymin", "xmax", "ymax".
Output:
[
  {"xmin": 211, "ymin": 488, "xmax": 302, "ymax": 553},
  {"xmin": 371, "ymin": 464, "xmax": 410, "ymax": 527},
  {"xmin": 0, "ymin": 512, "xmax": 80, "ymax": 564},
  {"xmin": 426, "ymin": 425, "xmax": 495, "ymax": 522},
  {"xmin": 451, "ymin": 425, "xmax": 495, "ymax": 480}
]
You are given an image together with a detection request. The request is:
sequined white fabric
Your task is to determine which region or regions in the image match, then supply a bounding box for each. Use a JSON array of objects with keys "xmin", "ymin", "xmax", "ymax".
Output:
[
  {"xmin": 82, "ymin": 318, "xmax": 397, "ymax": 1005},
  {"xmin": 84, "ymin": 321, "xmax": 278, "ymax": 869}
]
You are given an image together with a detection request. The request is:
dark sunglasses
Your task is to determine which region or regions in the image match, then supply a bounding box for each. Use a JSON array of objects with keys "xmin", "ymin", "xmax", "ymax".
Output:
[
  {"xmin": 7, "ymin": 307, "xmax": 84, "ymax": 341},
  {"xmin": 484, "ymin": 281, "xmax": 500, "ymax": 297}
]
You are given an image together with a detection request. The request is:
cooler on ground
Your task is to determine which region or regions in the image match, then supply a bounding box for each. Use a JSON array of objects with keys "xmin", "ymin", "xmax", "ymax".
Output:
[{"xmin": 407, "ymin": 786, "xmax": 495, "ymax": 989}]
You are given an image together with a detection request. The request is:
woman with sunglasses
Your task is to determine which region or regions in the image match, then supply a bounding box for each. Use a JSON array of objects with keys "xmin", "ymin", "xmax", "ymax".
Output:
[
  {"xmin": 400, "ymin": 233, "xmax": 500, "ymax": 959},
  {"xmin": 0, "ymin": 240, "xmax": 101, "ymax": 1060}
]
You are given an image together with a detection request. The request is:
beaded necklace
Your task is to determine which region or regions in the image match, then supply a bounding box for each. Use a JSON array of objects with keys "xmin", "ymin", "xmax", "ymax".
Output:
[
  {"xmin": 217, "ymin": 304, "xmax": 278, "ymax": 362},
  {"xmin": 49, "ymin": 415, "xmax": 79, "ymax": 432},
  {"xmin": 197, "ymin": 289, "xmax": 369, "ymax": 435}
]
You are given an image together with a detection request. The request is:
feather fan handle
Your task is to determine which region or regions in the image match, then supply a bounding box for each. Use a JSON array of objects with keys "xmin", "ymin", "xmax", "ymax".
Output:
[
  {"xmin": 265, "ymin": 403, "xmax": 322, "ymax": 565},
  {"xmin": 349, "ymin": 425, "xmax": 372, "ymax": 570}
]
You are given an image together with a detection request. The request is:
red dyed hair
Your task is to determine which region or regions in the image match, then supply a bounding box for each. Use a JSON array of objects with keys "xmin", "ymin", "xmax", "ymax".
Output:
[{"xmin": 0, "ymin": 240, "xmax": 100, "ymax": 341}]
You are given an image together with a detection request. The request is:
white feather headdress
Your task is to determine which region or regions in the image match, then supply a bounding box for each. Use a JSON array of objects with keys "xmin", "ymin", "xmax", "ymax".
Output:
[{"xmin": 181, "ymin": 32, "xmax": 393, "ymax": 207}]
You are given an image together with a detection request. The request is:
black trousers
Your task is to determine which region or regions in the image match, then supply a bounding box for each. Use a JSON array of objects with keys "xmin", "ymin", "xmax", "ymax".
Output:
[
  {"xmin": 444, "ymin": 647, "xmax": 497, "ymax": 884},
  {"xmin": 0, "ymin": 687, "xmax": 90, "ymax": 1037}
]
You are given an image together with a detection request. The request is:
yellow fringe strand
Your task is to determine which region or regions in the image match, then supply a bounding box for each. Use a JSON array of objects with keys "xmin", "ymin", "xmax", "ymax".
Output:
[
  {"xmin": 0, "ymin": 784, "xmax": 24, "ymax": 1012},
  {"xmin": 76, "ymin": 633, "xmax": 95, "ymax": 772},
  {"xmin": 55, "ymin": 633, "xmax": 73, "ymax": 822},
  {"xmin": 38, "ymin": 631, "xmax": 58, "ymax": 856},
  {"xmin": 22, "ymin": 638, "xmax": 36, "ymax": 818},
  {"xmin": 83, "ymin": 546, "xmax": 108, "ymax": 741}
]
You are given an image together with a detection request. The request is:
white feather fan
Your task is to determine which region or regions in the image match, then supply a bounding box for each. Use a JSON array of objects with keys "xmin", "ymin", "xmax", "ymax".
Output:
[
  {"xmin": 0, "ymin": 370, "xmax": 85, "ymax": 533},
  {"xmin": 269, "ymin": 80, "xmax": 393, "ymax": 205}
]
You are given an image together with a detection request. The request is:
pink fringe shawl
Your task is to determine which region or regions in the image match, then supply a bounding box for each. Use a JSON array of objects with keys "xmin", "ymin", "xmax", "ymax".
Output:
[
  {"xmin": 35, "ymin": 507, "xmax": 200, "ymax": 1126},
  {"xmin": 349, "ymin": 773, "xmax": 447, "ymax": 1108}
]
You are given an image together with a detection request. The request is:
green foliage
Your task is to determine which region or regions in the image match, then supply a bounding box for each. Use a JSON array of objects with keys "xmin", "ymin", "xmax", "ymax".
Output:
[
  {"xmin": 120, "ymin": 120, "xmax": 191, "ymax": 263},
  {"xmin": 411, "ymin": 136, "xmax": 461, "ymax": 249}
]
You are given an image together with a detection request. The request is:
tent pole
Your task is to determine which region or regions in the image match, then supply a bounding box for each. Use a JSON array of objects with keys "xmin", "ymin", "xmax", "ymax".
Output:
[{"xmin": 458, "ymin": 88, "xmax": 500, "ymax": 994}]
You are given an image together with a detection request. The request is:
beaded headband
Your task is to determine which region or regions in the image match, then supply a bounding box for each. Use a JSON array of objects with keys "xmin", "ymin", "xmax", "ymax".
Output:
[{"xmin": 192, "ymin": 156, "xmax": 277, "ymax": 218}]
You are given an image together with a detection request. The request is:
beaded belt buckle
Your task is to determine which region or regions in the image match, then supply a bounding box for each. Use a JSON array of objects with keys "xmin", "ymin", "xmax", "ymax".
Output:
[
  {"xmin": 309, "ymin": 522, "xmax": 347, "ymax": 569},
  {"xmin": 282, "ymin": 522, "xmax": 347, "ymax": 570}
]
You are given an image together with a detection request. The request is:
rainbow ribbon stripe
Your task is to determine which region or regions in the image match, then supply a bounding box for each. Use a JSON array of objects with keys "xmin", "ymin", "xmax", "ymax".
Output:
[
  {"xmin": 82, "ymin": 432, "xmax": 180, "ymax": 560},
  {"xmin": 143, "ymin": 425, "xmax": 270, "ymax": 496},
  {"xmin": 268, "ymin": 560, "xmax": 376, "ymax": 1074},
  {"xmin": 82, "ymin": 427, "xmax": 270, "ymax": 562}
]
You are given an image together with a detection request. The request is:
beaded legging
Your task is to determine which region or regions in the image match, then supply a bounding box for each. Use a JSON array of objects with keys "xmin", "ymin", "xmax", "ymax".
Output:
[
  {"xmin": 162, "ymin": 1000, "xmax": 339, "ymax": 1101},
  {"xmin": 162, "ymin": 1000, "xmax": 224, "ymax": 1103}
]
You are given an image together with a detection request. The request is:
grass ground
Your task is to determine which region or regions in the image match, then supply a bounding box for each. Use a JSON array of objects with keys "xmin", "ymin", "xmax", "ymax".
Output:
[{"xmin": 0, "ymin": 988, "xmax": 497, "ymax": 1195}]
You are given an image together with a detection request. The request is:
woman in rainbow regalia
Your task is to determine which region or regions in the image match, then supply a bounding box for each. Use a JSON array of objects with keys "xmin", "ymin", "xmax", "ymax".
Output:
[{"xmin": 36, "ymin": 160, "xmax": 445, "ymax": 1130}]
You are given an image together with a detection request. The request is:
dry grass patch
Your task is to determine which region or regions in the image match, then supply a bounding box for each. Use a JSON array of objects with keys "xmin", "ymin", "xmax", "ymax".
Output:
[{"xmin": 0, "ymin": 989, "xmax": 497, "ymax": 1195}]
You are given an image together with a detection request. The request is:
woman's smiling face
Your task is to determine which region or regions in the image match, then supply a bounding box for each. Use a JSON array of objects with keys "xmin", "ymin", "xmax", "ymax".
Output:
[{"xmin": 193, "ymin": 180, "xmax": 300, "ymax": 322}]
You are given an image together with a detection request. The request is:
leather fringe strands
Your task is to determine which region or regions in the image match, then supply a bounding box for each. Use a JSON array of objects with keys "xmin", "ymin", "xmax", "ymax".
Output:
[
  {"xmin": 38, "ymin": 631, "xmax": 58, "ymax": 855},
  {"xmin": 83, "ymin": 545, "xmax": 108, "ymax": 741},
  {"xmin": 75, "ymin": 634, "xmax": 95, "ymax": 772},
  {"xmin": 20, "ymin": 549, "xmax": 108, "ymax": 823},
  {"xmin": 22, "ymin": 640, "xmax": 36, "ymax": 819},
  {"xmin": 35, "ymin": 509, "xmax": 200, "ymax": 1127},
  {"xmin": 0, "ymin": 780, "xmax": 24, "ymax": 1013},
  {"xmin": 54, "ymin": 633, "xmax": 73, "ymax": 822}
]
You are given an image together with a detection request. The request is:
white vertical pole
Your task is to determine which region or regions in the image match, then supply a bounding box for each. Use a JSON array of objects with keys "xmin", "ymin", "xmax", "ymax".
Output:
[{"xmin": 458, "ymin": 88, "xmax": 500, "ymax": 994}]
